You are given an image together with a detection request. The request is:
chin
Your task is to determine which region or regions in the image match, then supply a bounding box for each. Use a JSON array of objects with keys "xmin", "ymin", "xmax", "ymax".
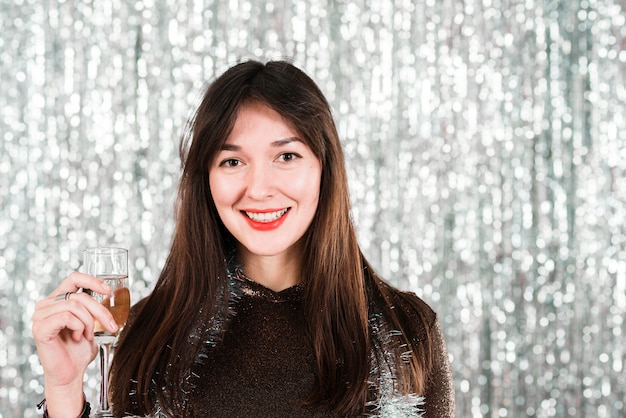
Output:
[{"xmin": 240, "ymin": 241, "xmax": 300, "ymax": 259}]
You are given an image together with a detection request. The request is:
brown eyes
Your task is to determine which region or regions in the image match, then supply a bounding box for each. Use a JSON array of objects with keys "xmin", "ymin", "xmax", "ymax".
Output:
[
  {"xmin": 218, "ymin": 158, "xmax": 241, "ymax": 167},
  {"xmin": 277, "ymin": 152, "xmax": 301, "ymax": 162},
  {"xmin": 218, "ymin": 153, "xmax": 302, "ymax": 167}
]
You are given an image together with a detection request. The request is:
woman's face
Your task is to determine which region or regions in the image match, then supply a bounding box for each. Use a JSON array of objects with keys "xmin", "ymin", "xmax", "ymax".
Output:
[{"xmin": 209, "ymin": 102, "xmax": 322, "ymax": 263}]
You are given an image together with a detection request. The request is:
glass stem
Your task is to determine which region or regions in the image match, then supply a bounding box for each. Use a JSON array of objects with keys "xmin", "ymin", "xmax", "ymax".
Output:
[{"xmin": 98, "ymin": 341, "xmax": 113, "ymax": 412}]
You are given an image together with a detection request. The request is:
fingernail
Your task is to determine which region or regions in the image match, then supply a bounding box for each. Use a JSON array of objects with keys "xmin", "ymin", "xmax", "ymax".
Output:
[{"xmin": 109, "ymin": 320, "xmax": 118, "ymax": 330}]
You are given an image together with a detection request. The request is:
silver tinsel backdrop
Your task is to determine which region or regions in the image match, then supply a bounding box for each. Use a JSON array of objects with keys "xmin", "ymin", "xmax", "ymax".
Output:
[{"xmin": 1, "ymin": 0, "xmax": 625, "ymax": 417}]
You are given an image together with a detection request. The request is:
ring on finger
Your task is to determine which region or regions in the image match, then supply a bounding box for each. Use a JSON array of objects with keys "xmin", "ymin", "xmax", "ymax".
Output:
[{"xmin": 54, "ymin": 291, "xmax": 74, "ymax": 302}]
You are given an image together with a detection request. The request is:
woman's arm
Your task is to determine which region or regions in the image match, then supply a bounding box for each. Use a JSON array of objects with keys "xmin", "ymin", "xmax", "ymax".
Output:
[
  {"xmin": 32, "ymin": 273, "xmax": 118, "ymax": 417},
  {"xmin": 423, "ymin": 318, "xmax": 455, "ymax": 417}
]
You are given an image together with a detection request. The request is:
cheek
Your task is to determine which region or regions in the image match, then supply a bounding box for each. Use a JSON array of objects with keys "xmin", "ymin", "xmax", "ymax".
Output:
[
  {"xmin": 291, "ymin": 166, "xmax": 322, "ymax": 203},
  {"xmin": 209, "ymin": 175, "xmax": 231, "ymax": 207}
]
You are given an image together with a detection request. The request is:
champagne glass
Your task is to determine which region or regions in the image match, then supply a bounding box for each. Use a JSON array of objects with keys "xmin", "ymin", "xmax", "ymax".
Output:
[{"xmin": 83, "ymin": 247, "xmax": 130, "ymax": 418}]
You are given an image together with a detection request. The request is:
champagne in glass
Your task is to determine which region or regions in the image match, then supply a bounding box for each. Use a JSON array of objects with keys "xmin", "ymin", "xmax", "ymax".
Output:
[
  {"xmin": 93, "ymin": 276, "xmax": 131, "ymax": 341},
  {"xmin": 83, "ymin": 247, "xmax": 130, "ymax": 418}
]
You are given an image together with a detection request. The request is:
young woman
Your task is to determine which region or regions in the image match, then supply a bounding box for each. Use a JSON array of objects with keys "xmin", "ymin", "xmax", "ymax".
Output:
[{"xmin": 32, "ymin": 60, "xmax": 454, "ymax": 417}]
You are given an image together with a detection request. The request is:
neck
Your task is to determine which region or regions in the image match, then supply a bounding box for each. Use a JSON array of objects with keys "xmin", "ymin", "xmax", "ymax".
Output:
[{"xmin": 238, "ymin": 247, "xmax": 302, "ymax": 292}]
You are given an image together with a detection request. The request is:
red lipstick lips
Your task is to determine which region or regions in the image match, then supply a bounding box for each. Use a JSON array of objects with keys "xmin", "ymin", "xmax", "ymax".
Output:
[{"xmin": 242, "ymin": 208, "xmax": 290, "ymax": 231}]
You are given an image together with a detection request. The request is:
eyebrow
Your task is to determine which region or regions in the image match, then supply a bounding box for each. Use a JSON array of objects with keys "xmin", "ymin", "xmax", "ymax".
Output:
[
  {"xmin": 271, "ymin": 137, "xmax": 302, "ymax": 147},
  {"xmin": 219, "ymin": 137, "xmax": 303, "ymax": 151}
]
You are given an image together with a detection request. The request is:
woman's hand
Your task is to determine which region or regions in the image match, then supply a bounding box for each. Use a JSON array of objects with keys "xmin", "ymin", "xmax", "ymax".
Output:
[{"xmin": 32, "ymin": 272, "xmax": 119, "ymax": 416}]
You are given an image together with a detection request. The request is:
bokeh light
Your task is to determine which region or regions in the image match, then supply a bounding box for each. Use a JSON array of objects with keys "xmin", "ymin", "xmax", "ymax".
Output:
[{"xmin": 1, "ymin": 0, "xmax": 625, "ymax": 416}]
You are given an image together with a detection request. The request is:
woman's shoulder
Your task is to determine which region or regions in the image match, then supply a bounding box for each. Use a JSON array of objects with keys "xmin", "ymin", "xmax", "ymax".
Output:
[
  {"xmin": 376, "ymin": 282, "xmax": 440, "ymax": 340},
  {"xmin": 390, "ymin": 289, "xmax": 437, "ymax": 325}
]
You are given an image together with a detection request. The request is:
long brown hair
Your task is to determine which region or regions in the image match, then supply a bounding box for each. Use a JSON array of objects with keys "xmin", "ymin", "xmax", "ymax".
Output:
[{"xmin": 110, "ymin": 60, "xmax": 433, "ymax": 416}]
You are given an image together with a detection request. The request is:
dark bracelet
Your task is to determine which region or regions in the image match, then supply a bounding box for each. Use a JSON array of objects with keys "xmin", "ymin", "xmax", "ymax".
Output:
[{"xmin": 37, "ymin": 395, "xmax": 91, "ymax": 418}]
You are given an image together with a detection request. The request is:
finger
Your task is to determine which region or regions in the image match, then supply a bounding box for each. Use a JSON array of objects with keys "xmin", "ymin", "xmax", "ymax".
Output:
[
  {"xmin": 73, "ymin": 328, "xmax": 85, "ymax": 342},
  {"xmin": 33, "ymin": 299, "xmax": 93, "ymax": 342},
  {"xmin": 71, "ymin": 292, "xmax": 120, "ymax": 334},
  {"xmin": 49, "ymin": 272, "xmax": 111, "ymax": 297},
  {"xmin": 35, "ymin": 293, "xmax": 119, "ymax": 338},
  {"xmin": 41, "ymin": 293, "xmax": 119, "ymax": 339},
  {"xmin": 72, "ymin": 292, "xmax": 120, "ymax": 334},
  {"xmin": 33, "ymin": 309, "xmax": 89, "ymax": 345}
]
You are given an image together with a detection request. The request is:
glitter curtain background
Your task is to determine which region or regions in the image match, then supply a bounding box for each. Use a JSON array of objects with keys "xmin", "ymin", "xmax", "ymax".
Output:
[{"xmin": 1, "ymin": 0, "xmax": 625, "ymax": 417}]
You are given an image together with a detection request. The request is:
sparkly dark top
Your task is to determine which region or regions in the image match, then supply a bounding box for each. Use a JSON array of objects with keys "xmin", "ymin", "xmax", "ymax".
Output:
[
  {"xmin": 121, "ymin": 271, "xmax": 455, "ymax": 417},
  {"xmin": 187, "ymin": 275, "xmax": 329, "ymax": 417}
]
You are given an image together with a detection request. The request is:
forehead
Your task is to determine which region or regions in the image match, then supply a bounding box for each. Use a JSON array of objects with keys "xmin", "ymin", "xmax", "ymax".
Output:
[
  {"xmin": 220, "ymin": 101, "xmax": 322, "ymax": 161},
  {"xmin": 227, "ymin": 102, "xmax": 293, "ymax": 136},
  {"xmin": 220, "ymin": 103, "xmax": 308, "ymax": 150}
]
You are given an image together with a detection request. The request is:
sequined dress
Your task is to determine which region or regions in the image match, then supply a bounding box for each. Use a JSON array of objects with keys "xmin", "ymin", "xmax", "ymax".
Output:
[{"xmin": 121, "ymin": 269, "xmax": 455, "ymax": 417}]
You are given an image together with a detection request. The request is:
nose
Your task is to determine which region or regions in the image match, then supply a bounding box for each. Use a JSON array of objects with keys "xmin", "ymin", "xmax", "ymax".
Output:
[{"xmin": 245, "ymin": 163, "xmax": 276, "ymax": 200}]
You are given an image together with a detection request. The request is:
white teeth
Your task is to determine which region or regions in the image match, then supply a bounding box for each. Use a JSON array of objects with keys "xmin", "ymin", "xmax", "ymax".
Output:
[{"xmin": 245, "ymin": 208, "xmax": 288, "ymax": 222}]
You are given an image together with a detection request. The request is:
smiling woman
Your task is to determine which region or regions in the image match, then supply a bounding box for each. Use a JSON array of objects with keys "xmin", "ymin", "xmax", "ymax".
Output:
[
  {"xmin": 209, "ymin": 102, "xmax": 322, "ymax": 290},
  {"xmin": 32, "ymin": 60, "xmax": 455, "ymax": 417}
]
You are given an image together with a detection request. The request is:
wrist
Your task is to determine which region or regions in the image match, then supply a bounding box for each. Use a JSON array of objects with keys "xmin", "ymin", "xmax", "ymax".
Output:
[
  {"xmin": 41, "ymin": 379, "xmax": 85, "ymax": 418},
  {"xmin": 39, "ymin": 393, "xmax": 90, "ymax": 418}
]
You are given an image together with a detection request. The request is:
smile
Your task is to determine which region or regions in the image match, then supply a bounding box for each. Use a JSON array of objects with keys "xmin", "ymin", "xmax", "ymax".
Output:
[
  {"xmin": 242, "ymin": 208, "xmax": 289, "ymax": 231},
  {"xmin": 244, "ymin": 208, "xmax": 289, "ymax": 223}
]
